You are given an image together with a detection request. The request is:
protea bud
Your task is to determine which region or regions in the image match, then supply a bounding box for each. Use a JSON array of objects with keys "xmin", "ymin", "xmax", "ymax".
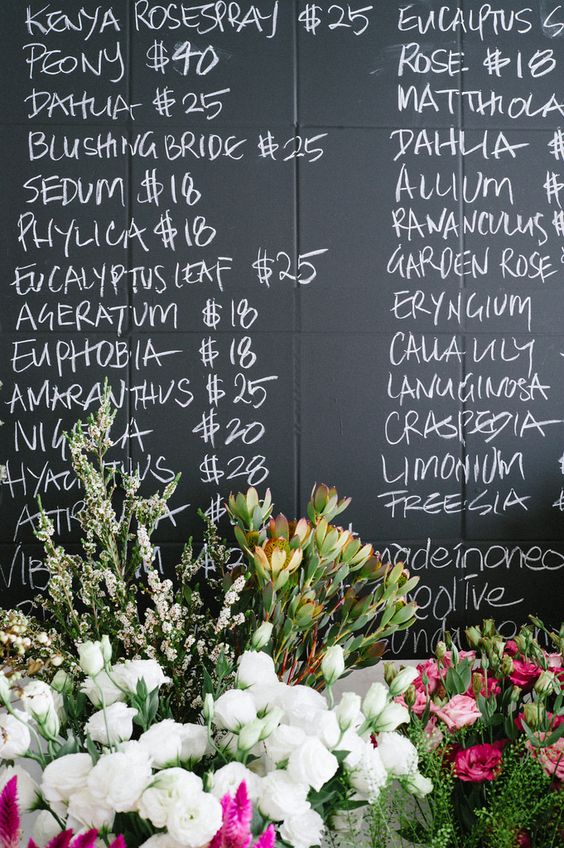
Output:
[
  {"xmin": 227, "ymin": 488, "xmax": 273, "ymax": 530},
  {"xmin": 307, "ymin": 483, "xmax": 351, "ymax": 524}
]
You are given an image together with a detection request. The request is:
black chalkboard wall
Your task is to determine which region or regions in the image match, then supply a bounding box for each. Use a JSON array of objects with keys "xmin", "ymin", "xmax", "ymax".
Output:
[{"xmin": 1, "ymin": 0, "xmax": 563, "ymax": 654}]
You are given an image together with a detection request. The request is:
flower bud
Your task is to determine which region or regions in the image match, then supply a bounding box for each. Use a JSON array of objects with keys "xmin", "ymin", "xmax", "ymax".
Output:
[
  {"xmin": 435, "ymin": 641, "xmax": 447, "ymax": 660},
  {"xmin": 482, "ymin": 619, "xmax": 496, "ymax": 638},
  {"xmin": 404, "ymin": 772, "xmax": 433, "ymax": 798},
  {"xmin": 259, "ymin": 707, "xmax": 284, "ymax": 740},
  {"xmin": 534, "ymin": 670, "xmax": 556, "ymax": 696},
  {"xmin": 203, "ymin": 693, "xmax": 214, "ymax": 724},
  {"xmin": 322, "ymin": 645, "xmax": 345, "ymax": 686},
  {"xmin": 383, "ymin": 663, "xmax": 396, "ymax": 687},
  {"xmin": 523, "ymin": 702, "xmax": 545, "ymax": 730},
  {"xmin": 50, "ymin": 670, "xmax": 71, "ymax": 693},
  {"xmin": 237, "ymin": 718, "xmax": 264, "ymax": 752},
  {"xmin": 362, "ymin": 682, "xmax": 388, "ymax": 720},
  {"xmin": 465, "ymin": 627, "xmax": 481, "ymax": 649},
  {"xmin": 0, "ymin": 673, "xmax": 11, "ymax": 704},
  {"xmin": 500, "ymin": 655, "xmax": 514, "ymax": 677},
  {"xmin": 77, "ymin": 641, "xmax": 104, "ymax": 677},
  {"xmin": 372, "ymin": 702, "xmax": 410, "ymax": 733},
  {"xmin": 404, "ymin": 685, "xmax": 417, "ymax": 708},
  {"xmin": 510, "ymin": 685, "xmax": 522, "ymax": 704},
  {"xmin": 100, "ymin": 635, "xmax": 112, "ymax": 664},
  {"xmin": 251, "ymin": 622, "xmax": 274, "ymax": 651},
  {"xmin": 335, "ymin": 692, "xmax": 361, "ymax": 731},
  {"xmin": 472, "ymin": 673, "xmax": 484, "ymax": 698},
  {"xmin": 388, "ymin": 666, "xmax": 418, "ymax": 698}
]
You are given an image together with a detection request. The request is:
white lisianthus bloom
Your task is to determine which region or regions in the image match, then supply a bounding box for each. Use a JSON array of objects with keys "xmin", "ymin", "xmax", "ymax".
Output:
[
  {"xmin": 339, "ymin": 729, "xmax": 366, "ymax": 768},
  {"xmin": 237, "ymin": 651, "xmax": 279, "ymax": 691},
  {"xmin": 0, "ymin": 712, "xmax": 30, "ymax": 759},
  {"xmin": 287, "ymin": 737, "xmax": 339, "ymax": 792},
  {"xmin": 334, "ymin": 693, "xmax": 362, "ymax": 732},
  {"xmin": 214, "ymin": 690, "xmax": 257, "ymax": 731},
  {"xmin": 0, "ymin": 765, "xmax": 39, "ymax": 811},
  {"xmin": 67, "ymin": 787, "xmax": 115, "ymax": 831},
  {"xmin": 377, "ymin": 732, "xmax": 419, "ymax": 776},
  {"xmin": 78, "ymin": 641, "xmax": 105, "ymax": 677},
  {"xmin": 321, "ymin": 646, "xmax": 345, "ymax": 686},
  {"xmin": 211, "ymin": 762, "xmax": 261, "ymax": 802},
  {"xmin": 81, "ymin": 671, "xmax": 124, "ymax": 708},
  {"xmin": 42, "ymin": 753, "xmax": 93, "ymax": 805},
  {"xmin": 32, "ymin": 811, "xmax": 61, "ymax": 845},
  {"xmin": 277, "ymin": 685, "xmax": 327, "ymax": 731},
  {"xmin": 179, "ymin": 724, "xmax": 210, "ymax": 763},
  {"xmin": 258, "ymin": 771, "xmax": 310, "ymax": 822},
  {"xmin": 250, "ymin": 622, "xmax": 274, "ymax": 651},
  {"xmin": 362, "ymin": 683, "xmax": 388, "ymax": 720},
  {"xmin": 264, "ymin": 724, "xmax": 306, "ymax": 765},
  {"xmin": 372, "ymin": 703, "xmax": 410, "ymax": 733},
  {"xmin": 112, "ymin": 660, "xmax": 170, "ymax": 695},
  {"xmin": 348, "ymin": 742, "xmax": 388, "ymax": 802},
  {"xmin": 87, "ymin": 742, "xmax": 152, "ymax": 812},
  {"xmin": 138, "ymin": 720, "xmax": 184, "ymax": 767},
  {"xmin": 313, "ymin": 710, "xmax": 341, "ymax": 750},
  {"xmin": 86, "ymin": 702, "xmax": 137, "ymax": 746},
  {"xmin": 167, "ymin": 791, "xmax": 222, "ymax": 848},
  {"xmin": 388, "ymin": 667, "xmax": 419, "ymax": 698},
  {"xmin": 238, "ymin": 719, "xmax": 265, "ymax": 753},
  {"xmin": 139, "ymin": 836, "xmax": 183, "ymax": 848},
  {"xmin": 404, "ymin": 771, "xmax": 433, "ymax": 798},
  {"xmin": 0, "ymin": 674, "xmax": 11, "ymax": 705},
  {"xmin": 138, "ymin": 769, "xmax": 203, "ymax": 829},
  {"xmin": 247, "ymin": 683, "xmax": 284, "ymax": 714},
  {"xmin": 280, "ymin": 808, "xmax": 324, "ymax": 848}
]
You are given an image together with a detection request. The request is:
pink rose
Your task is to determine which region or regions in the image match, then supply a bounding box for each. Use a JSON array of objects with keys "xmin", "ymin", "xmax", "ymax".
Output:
[
  {"xmin": 454, "ymin": 741, "xmax": 506, "ymax": 782},
  {"xmin": 526, "ymin": 734, "xmax": 564, "ymax": 781},
  {"xmin": 509, "ymin": 660, "xmax": 541, "ymax": 691},
  {"xmin": 433, "ymin": 695, "xmax": 482, "ymax": 732}
]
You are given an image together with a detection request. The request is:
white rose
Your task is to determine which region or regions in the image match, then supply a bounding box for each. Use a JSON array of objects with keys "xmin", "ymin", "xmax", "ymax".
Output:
[
  {"xmin": 280, "ymin": 808, "xmax": 324, "ymax": 848},
  {"xmin": 86, "ymin": 702, "xmax": 137, "ymax": 746},
  {"xmin": 334, "ymin": 693, "xmax": 362, "ymax": 732},
  {"xmin": 42, "ymin": 753, "xmax": 93, "ymax": 805},
  {"xmin": 112, "ymin": 660, "xmax": 170, "ymax": 695},
  {"xmin": 0, "ymin": 713, "xmax": 30, "ymax": 759},
  {"xmin": 138, "ymin": 720, "xmax": 184, "ymax": 768},
  {"xmin": 88, "ymin": 743, "xmax": 152, "ymax": 812},
  {"xmin": 0, "ymin": 765, "xmax": 39, "ymax": 811},
  {"xmin": 78, "ymin": 641, "xmax": 105, "ymax": 677},
  {"xmin": 348, "ymin": 742, "xmax": 387, "ymax": 802},
  {"xmin": 237, "ymin": 652, "xmax": 279, "ymax": 691},
  {"xmin": 167, "ymin": 791, "xmax": 222, "ymax": 848},
  {"xmin": 138, "ymin": 769, "xmax": 203, "ymax": 829},
  {"xmin": 404, "ymin": 771, "xmax": 433, "ymax": 798},
  {"xmin": 214, "ymin": 690, "xmax": 257, "ymax": 732},
  {"xmin": 264, "ymin": 724, "xmax": 306, "ymax": 766},
  {"xmin": 321, "ymin": 646, "xmax": 345, "ymax": 686},
  {"xmin": 32, "ymin": 811, "xmax": 61, "ymax": 845},
  {"xmin": 258, "ymin": 771, "xmax": 309, "ymax": 822},
  {"xmin": 211, "ymin": 762, "xmax": 261, "ymax": 802},
  {"xmin": 362, "ymin": 683, "xmax": 388, "ymax": 720},
  {"xmin": 179, "ymin": 724, "xmax": 209, "ymax": 763},
  {"xmin": 377, "ymin": 732, "xmax": 418, "ymax": 776},
  {"xmin": 81, "ymin": 671, "xmax": 124, "ymax": 708},
  {"xmin": 287, "ymin": 737, "xmax": 339, "ymax": 792},
  {"xmin": 67, "ymin": 787, "xmax": 115, "ymax": 831},
  {"xmin": 372, "ymin": 703, "xmax": 409, "ymax": 733},
  {"xmin": 278, "ymin": 686, "xmax": 327, "ymax": 731}
]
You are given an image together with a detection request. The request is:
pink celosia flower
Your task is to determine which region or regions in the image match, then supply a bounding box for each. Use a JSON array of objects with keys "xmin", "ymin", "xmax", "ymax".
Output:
[
  {"xmin": 211, "ymin": 782, "xmax": 275, "ymax": 848},
  {"xmin": 454, "ymin": 741, "xmax": 506, "ymax": 782},
  {"xmin": 433, "ymin": 695, "xmax": 482, "ymax": 731}
]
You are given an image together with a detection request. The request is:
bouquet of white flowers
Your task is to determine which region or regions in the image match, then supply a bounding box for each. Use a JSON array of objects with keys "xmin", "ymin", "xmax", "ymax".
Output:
[{"xmin": 0, "ymin": 638, "xmax": 431, "ymax": 848}]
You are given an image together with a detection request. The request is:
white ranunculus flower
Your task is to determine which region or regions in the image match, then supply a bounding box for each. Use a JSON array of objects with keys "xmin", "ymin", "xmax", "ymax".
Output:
[
  {"xmin": 67, "ymin": 787, "xmax": 115, "ymax": 831},
  {"xmin": 86, "ymin": 702, "xmax": 137, "ymax": 746},
  {"xmin": 78, "ymin": 641, "xmax": 105, "ymax": 677},
  {"xmin": 112, "ymin": 660, "xmax": 170, "ymax": 695},
  {"xmin": 362, "ymin": 682, "xmax": 388, "ymax": 720},
  {"xmin": 280, "ymin": 808, "xmax": 324, "ymax": 848},
  {"xmin": 334, "ymin": 692, "xmax": 362, "ymax": 732},
  {"xmin": 167, "ymin": 791, "xmax": 223, "ymax": 848},
  {"xmin": 377, "ymin": 732, "xmax": 418, "ymax": 776},
  {"xmin": 258, "ymin": 771, "xmax": 310, "ymax": 822},
  {"xmin": 404, "ymin": 771, "xmax": 433, "ymax": 798},
  {"xmin": 321, "ymin": 646, "xmax": 345, "ymax": 686},
  {"xmin": 88, "ymin": 743, "xmax": 152, "ymax": 812},
  {"xmin": 42, "ymin": 753, "xmax": 93, "ymax": 805},
  {"xmin": 277, "ymin": 685, "xmax": 327, "ymax": 730},
  {"xmin": 0, "ymin": 765, "xmax": 39, "ymax": 811},
  {"xmin": 372, "ymin": 703, "xmax": 410, "ymax": 733},
  {"xmin": 0, "ymin": 713, "xmax": 30, "ymax": 759},
  {"xmin": 32, "ymin": 811, "xmax": 61, "ymax": 845},
  {"xmin": 138, "ymin": 769, "xmax": 203, "ymax": 829},
  {"xmin": 179, "ymin": 724, "xmax": 209, "ymax": 763},
  {"xmin": 211, "ymin": 762, "xmax": 261, "ymax": 802},
  {"xmin": 138, "ymin": 720, "xmax": 184, "ymax": 768},
  {"xmin": 264, "ymin": 724, "xmax": 306, "ymax": 765},
  {"xmin": 348, "ymin": 742, "xmax": 388, "ymax": 802},
  {"xmin": 313, "ymin": 710, "xmax": 341, "ymax": 750},
  {"xmin": 214, "ymin": 690, "xmax": 257, "ymax": 731},
  {"xmin": 81, "ymin": 671, "xmax": 124, "ymax": 708},
  {"xmin": 237, "ymin": 651, "xmax": 279, "ymax": 691},
  {"xmin": 287, "ymin": 737, "xmax": 339, "ymax": 792}
]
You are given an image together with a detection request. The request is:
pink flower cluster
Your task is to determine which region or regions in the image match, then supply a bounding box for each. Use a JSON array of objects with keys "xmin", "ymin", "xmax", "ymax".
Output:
[{"xmin": 211, "ymin": 782, "xmax": 275, "ymax": 848}]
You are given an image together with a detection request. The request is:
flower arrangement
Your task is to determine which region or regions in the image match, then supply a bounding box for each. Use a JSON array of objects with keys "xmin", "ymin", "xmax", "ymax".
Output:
[
  {"xmin": 0, "ymin": 636, "xmax": 430, "ymax": 848},
  {"xmin": 385, "ymin": 619, "xmax": 564, "ymax": 847}
]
